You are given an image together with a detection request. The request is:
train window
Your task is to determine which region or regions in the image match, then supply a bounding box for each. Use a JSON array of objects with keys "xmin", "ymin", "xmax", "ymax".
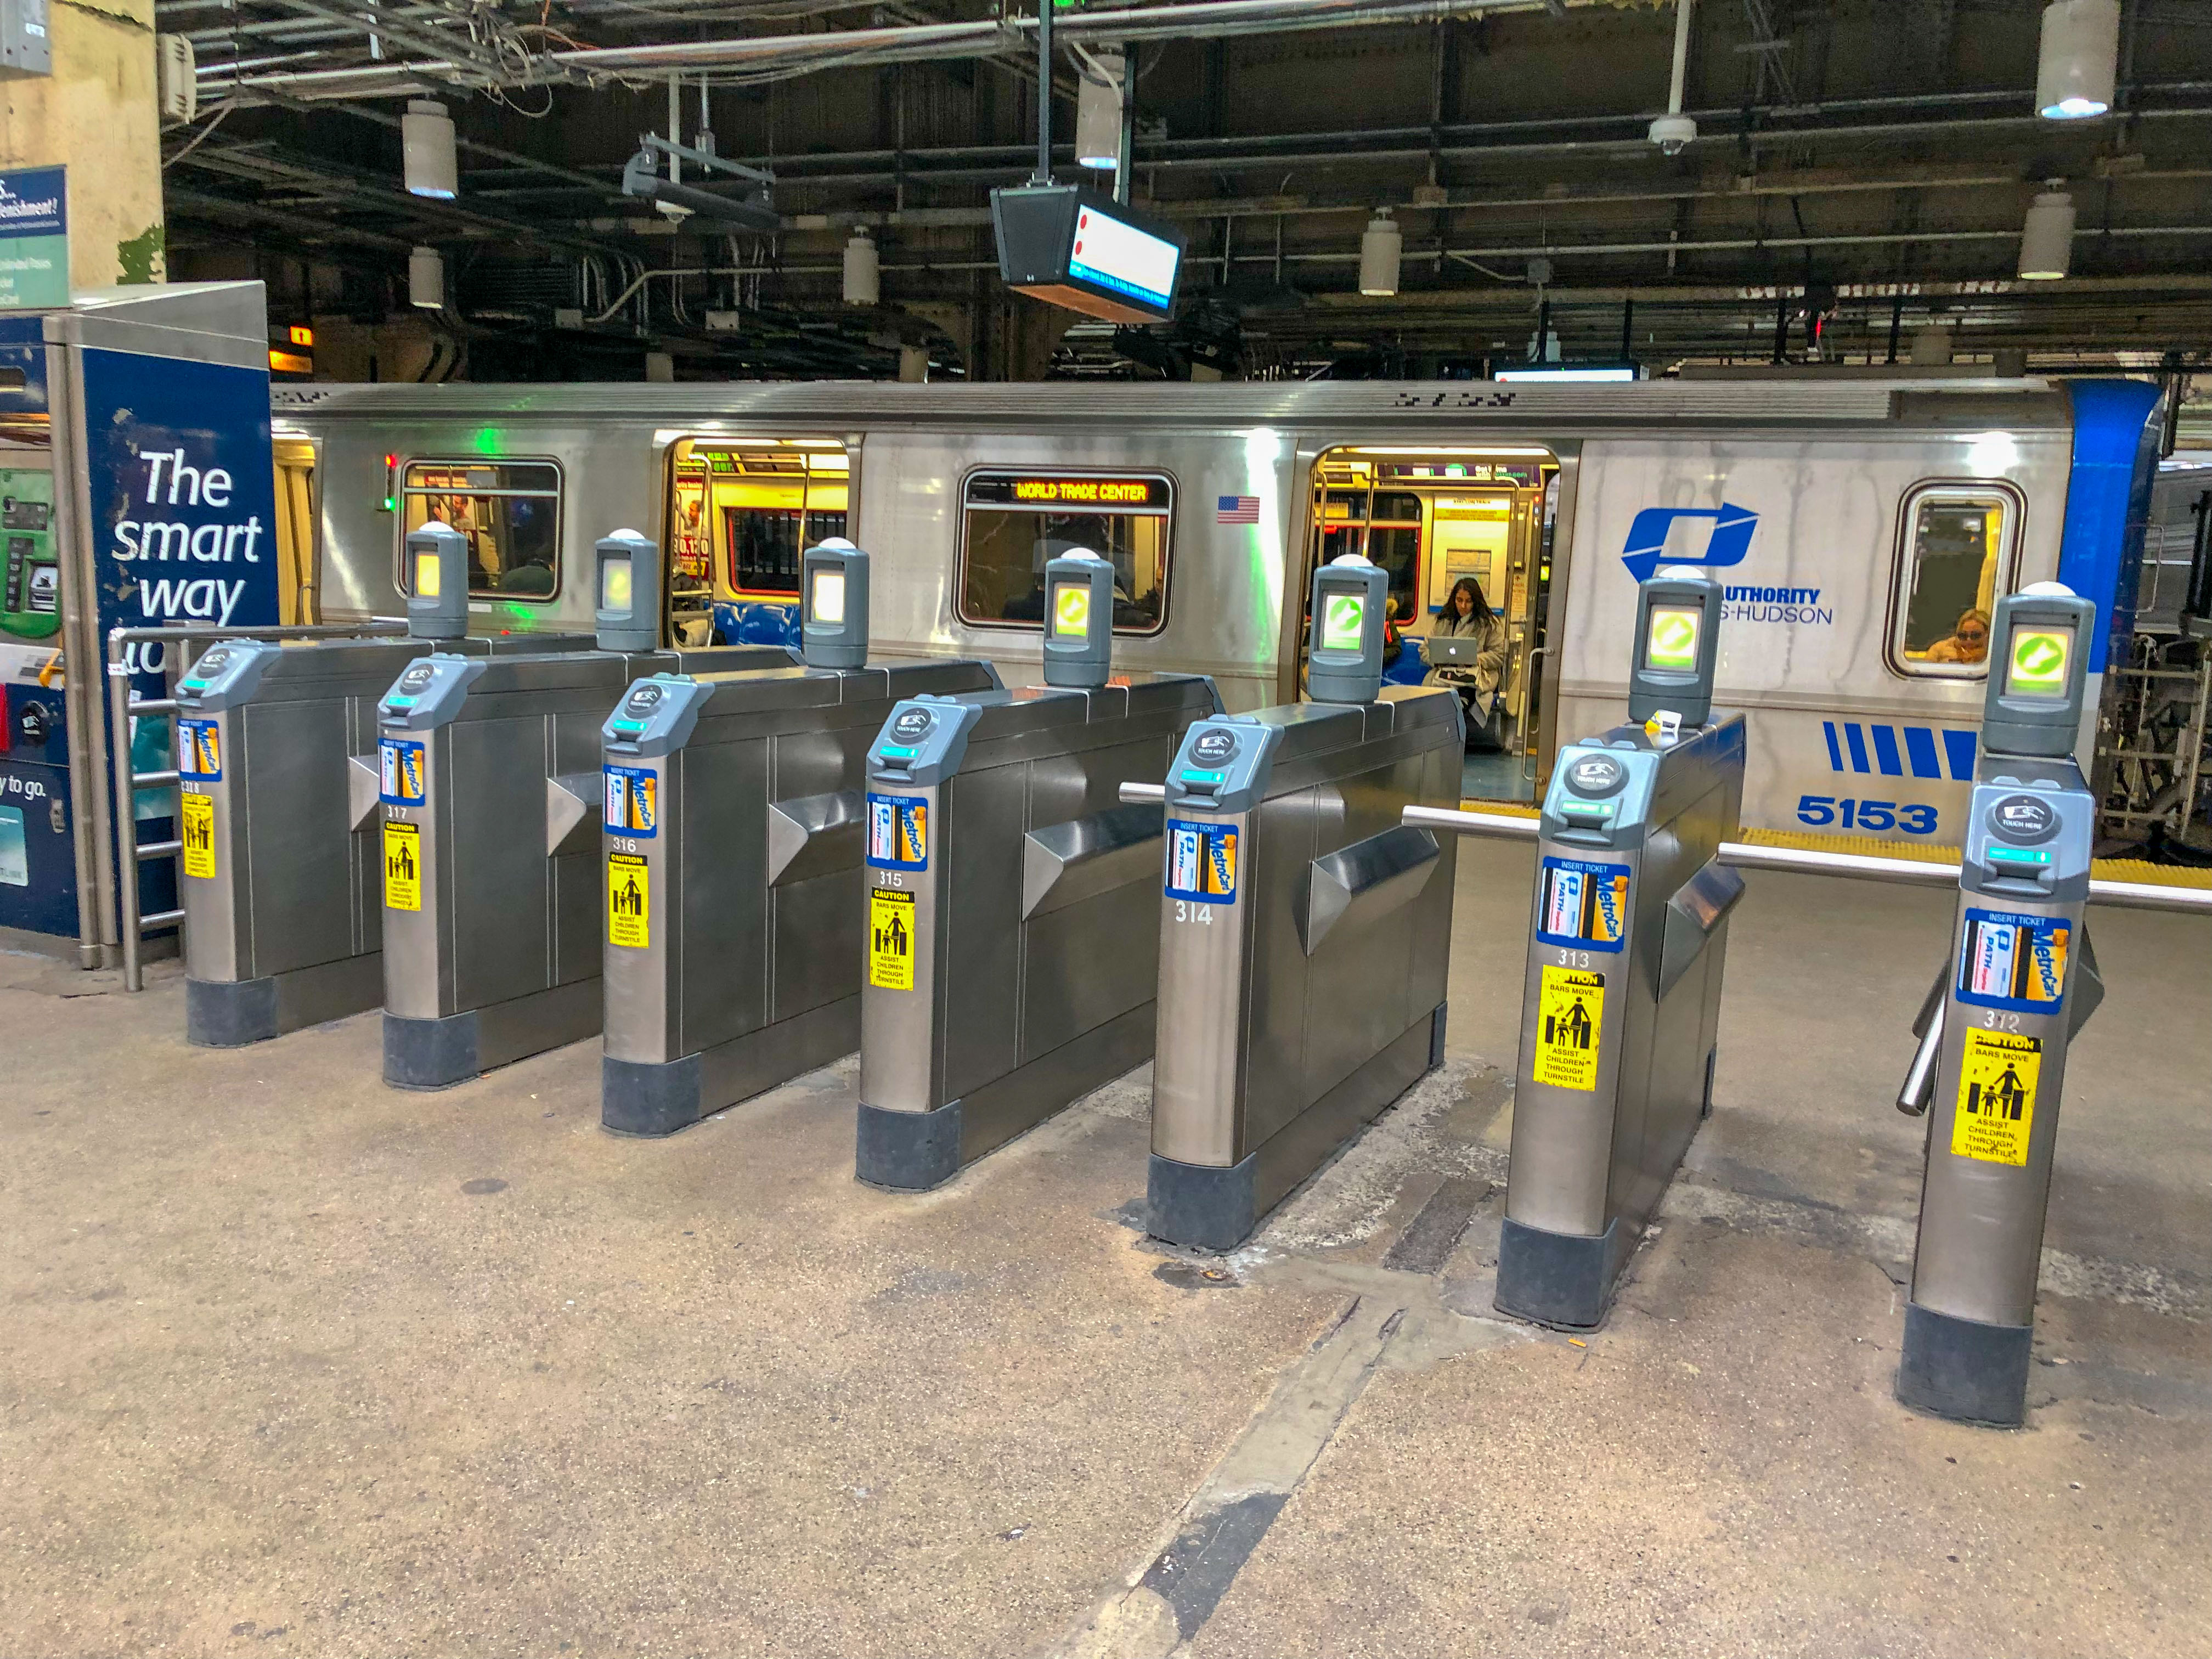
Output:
[
  {"xmin": 400, "ymin": 460, "xmax": 562, "ymax": 601},
  {"xmin": 1891, "ymin": 484, "xmax": 2021, "ymax": 678},
  {"xmin": 958, "ymin": 470, "xmax": 1172, "ymax": 635}
]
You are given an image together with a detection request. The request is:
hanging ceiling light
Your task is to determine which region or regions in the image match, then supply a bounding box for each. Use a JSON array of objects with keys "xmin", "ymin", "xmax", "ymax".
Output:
[
  {"xmin": 843, "ymin": 230, "xmax": 879, "ymax": 306},
  {"xmin": 2018, "ymin": 185, "xmax": 2076, "ymax": 280},
  {"xmin": 1075, "ymin": 51, "xmax": 1124, "ymax": 171},
  {"xmin": 402, "ymin": 100, "xmax": 458, "ymax": 199},
  {"xmin": 2035, "ymin": 0, "xmax": 2119, "ymax": 120},
  {"xmin": 1358, "ymin": 209, "xmax": 1401, "ymax": 297},
  {"xmin": 1647, "ymin": 0, "xmax": 1697, "ymax": 155},
  {"xmin": 408, "ymin": 246, "xmax": 444, "ymax": 309}
]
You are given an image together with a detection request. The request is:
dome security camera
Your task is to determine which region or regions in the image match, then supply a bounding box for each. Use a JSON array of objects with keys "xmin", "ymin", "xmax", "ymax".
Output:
[{"xmin": 1647, "ymin": 113, "xmax": 1697, "ymax": 157}]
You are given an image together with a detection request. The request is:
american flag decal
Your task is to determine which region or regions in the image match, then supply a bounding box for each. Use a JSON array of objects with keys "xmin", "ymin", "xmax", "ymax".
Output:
[{"xmin": 1216, "ymin": 495, "xmax": 1261, "ymax": 524}]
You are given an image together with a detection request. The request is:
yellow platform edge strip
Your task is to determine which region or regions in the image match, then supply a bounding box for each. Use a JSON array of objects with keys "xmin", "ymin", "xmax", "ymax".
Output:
[{"xmin": 1455, "ymin": 812, "xmax": 2212, "ymax": 889}]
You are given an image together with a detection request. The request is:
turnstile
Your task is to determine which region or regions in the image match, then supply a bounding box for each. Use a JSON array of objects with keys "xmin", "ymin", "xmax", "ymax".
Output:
[
  {"xmin": 1485, "ymin": 568, "xmax": 1745, "ymax": 1329},
  {"xmin": 1894, "ymin": 585, "xmax": 2106, "ymax": 1427},
  {"xmin": 598, "ymin": 546, "xmax": 998, "ymax": 1135},
  {"xmin": 1145, "ymin": 555, "xmax": 1464, "ymax": 1252},
  {"xmin": 376, "ymin": 528, "xmax": 789, "ymax": 1088},
  {"xmin": 173, "ymin": 627, "xmax": 589, "ymax": 1046},
  {"xmin": 855, "ymin": 550, "xmax": 1217, "ymax": 1189}
]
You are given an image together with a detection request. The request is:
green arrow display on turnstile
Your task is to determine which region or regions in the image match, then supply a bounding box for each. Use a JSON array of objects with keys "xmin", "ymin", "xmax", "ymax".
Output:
[{"xmin": 2008, "ymin": 629, "xmax": 2069, "ymax": 693}]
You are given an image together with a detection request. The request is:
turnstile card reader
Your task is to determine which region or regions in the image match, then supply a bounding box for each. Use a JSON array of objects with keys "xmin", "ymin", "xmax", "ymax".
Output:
[
  {"xmin": 597, "ymin": 654, "xmax": 1000, "ymax": 1136},
  {"xmin": 1147, "ymin": 555, "xmax": 1463, "ymax": 1251},
  {"xmin": 1895, "ymin": 585, "xmax": 2104, "ymax": 1428},
  {"xmin": 175, "ymin": 622, "xmax": 592, "ymax": 1047},
  {"xmin": 1489, "ymin": 569, "xmax": 1745, "ymax": 1328},
  {"xmin": 854, "ymin": 671, "xmax": 1219, "ymax": 1190}
]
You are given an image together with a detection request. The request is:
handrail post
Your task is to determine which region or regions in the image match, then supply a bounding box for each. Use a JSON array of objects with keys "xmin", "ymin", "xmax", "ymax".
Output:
[{"xmin": 105, "ymin": 639, "xmax": 144, "ymax": 991}]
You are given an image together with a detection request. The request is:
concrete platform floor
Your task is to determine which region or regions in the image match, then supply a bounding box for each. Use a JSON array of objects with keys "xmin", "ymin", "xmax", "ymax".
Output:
[{"xmin": 2, "ymin": 840, "xmax": 2205, "ymax": 1657}]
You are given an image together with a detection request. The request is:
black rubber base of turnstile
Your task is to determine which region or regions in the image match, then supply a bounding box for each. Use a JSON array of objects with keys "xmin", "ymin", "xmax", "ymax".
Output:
[
  {"xmin": 855, "ymin": 1099, "xmax": 964, "ymax": 1191},
  {"xmin": 383, "ymin": 1010, "xmax": 480, "ymax": 1091},
  {"xmin": 1895, "ymin": 1301, "xmax": 2033, "ymax": 1429},
  {"xmin": 1494, "ymin": 1216, "xmax": 1627, "ymax": 1331},
  {"xmin": 602, "ymin": 1053, "xmax": 704, "ymax": 1137},
  {"xmin": 187, "ymin": 976, "xmax": 280, "ymax": 1048},
  {"xmin": 1146, "ymin": 1152, "xmax": 1259, "ymax": 1254}
]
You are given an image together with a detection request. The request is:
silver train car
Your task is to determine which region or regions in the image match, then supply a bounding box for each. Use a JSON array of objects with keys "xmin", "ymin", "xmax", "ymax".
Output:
[{"xmin": 272, "ymin": 376, "xmax": 2163, "ymax": 845}]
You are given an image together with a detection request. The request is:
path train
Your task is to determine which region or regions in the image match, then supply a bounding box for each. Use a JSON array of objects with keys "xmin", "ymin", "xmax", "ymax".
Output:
[{"xmin": 269, "ymin": 376, "xmax": 2167, "ymax": 844}]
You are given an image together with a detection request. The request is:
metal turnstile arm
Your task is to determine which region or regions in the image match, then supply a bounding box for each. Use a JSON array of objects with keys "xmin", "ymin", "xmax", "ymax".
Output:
[{"xmin": 1119, "ymin": 782, "xmax": 1167, "ymax": 805}]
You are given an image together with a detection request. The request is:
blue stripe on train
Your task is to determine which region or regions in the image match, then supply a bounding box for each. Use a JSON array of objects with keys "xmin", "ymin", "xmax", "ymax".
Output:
[{"xmin": 1822, "ymin": 721, "xmax": 1977, "ymax": 781}]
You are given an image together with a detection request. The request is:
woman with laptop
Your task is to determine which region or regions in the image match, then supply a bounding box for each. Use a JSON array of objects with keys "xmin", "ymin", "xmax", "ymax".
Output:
[{"xmin": 1422, "ymin": 577, "xmax": 1509, "ymax": 749}]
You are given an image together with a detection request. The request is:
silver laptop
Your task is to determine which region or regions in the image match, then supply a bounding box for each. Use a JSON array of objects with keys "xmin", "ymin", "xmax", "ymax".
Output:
[{"xmin": 1427, "ymin": 636, "xmax": 1487, "ymax": 664}]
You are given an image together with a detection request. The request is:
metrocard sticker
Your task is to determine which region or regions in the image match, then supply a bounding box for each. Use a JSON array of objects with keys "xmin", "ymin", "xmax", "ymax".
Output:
[
  {"xmin": 1166, "ymin": 819, "xmax": 1238, "ymax": 902},
  {"xmin": 383, "ymin": 820, "xmax": 421, "ymax": 911},
  {"xmin": 179, "ymin": 791, "xmax": 216, "ymax": 879},
  {"xmin": 1533, "ymin": 966, "xmax": 1604, "ymax": 1091},
  {"xmin": 1953, "ymin": 1028, "xmax": 2040, "ymax": 1166},
  {"xmin": 380, "ymin": 737, "xmax": 427, "ymax": 805},
  {"xmin": 1956, "ymin": 908, "xmax": 2069, "ymax": 1013},
  {"xmin": 178, "ymin": 718, "xmax": 222, "ymax": 781},
  {"xmin": 866, "ymin": 793, "xmax": 928, "ymax": 870},
  {"xmin": 870, "ymin": 887, "xmax": 915, "ymax": 990},
  {"xmin": 1535, "ymin": 857, "xmax": 1629, "ymax": 952},
  {"xmin": 608, "ymin": 852, "xmax": 650, "ymax": 948},
  {"xmin": 605, "ymin": 765, "xmax": 658, "ymax": 839}
]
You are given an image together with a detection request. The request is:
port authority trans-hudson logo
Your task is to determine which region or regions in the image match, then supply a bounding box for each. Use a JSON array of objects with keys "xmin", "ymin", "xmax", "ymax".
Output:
[{"xmin": 1620, "ymin": 503, "xmax": 1758, "ymax": 583}]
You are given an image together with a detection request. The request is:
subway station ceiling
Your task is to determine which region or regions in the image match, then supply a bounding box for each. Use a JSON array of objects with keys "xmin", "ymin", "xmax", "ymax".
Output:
[{"xmin": 159, "ymin": 0, "xmax": 2212, "ymax": 379}]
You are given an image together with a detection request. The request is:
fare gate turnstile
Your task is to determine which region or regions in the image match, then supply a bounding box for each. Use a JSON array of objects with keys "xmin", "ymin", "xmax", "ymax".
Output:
[
  {"xmin": 377, "ymin": 528, "xmax": 790, "ymax": 1088},
  {"xmin": 1894, "ymin": 585, "xmax": 2107, "ymax": 1429},
  {"xmin": 855, "ymin": 550, "xmax": 1218, "ymax": 1190},
  {"xmin": 1144, "ymin": 555, "xmax": 1464, "ymax": 1253},
  {"xmin": 173, "ymin": 626, "xmax": 590, "ymax": 1046},
  {"xmin": 1492, "ymin": 569, "xmax": 1743, "ymax": 1329},
  {"xmin": 598, "ymin": 546, "xmax": 998, "ymax": 1135}
]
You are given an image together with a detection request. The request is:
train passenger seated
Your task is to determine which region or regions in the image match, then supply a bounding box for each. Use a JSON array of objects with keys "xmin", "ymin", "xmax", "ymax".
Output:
[
  {"xmin": 1423, "ymin": 577, "xmax": 1508, "ymax": 747},
  {"xmin": 499, "ymin": 549, "xmax": 556, "ymax": 596},
  {"xmin": 1921, "ymin": 607, "xmax": 1991, "ymax": 664}
]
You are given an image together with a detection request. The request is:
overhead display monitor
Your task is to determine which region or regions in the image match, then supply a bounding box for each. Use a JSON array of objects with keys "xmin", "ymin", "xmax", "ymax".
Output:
[{"xmin": 990, "ymin": 185, "xmax": 1188, "ymax": 325}]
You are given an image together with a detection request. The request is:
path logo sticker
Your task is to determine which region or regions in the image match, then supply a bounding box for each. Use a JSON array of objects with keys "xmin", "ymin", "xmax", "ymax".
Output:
[
  {"xmin": 1166, "ymin": 819, "xmax": 1239, "ymax": 902},
  {"xmin": 1956, "ymin": 909, "xmax": 2068, "ymax": 1012},
  {"xmin": 870, "ymin": 887, "xmax": 915, "ymax": 990},
  {"xmin": 1535, "ymin": 857, "xmax": 1629, "ymax": 952},
  {"xmin": 380, "ymin": 737, "xmax": 426, "ymax": 805},
  {"xmin": 382, "ymin": 820, "xmax": 421, "ymax": 911},
  {"xmin": 605, "ymin": 765, "xmax": 658, "ymax": 839},
  {"xmin": 178, "ymin": 718, "xmax": 222, "ymax": 781},
  {"xmin": 179, "ymin": 791, "xmax": 216, "ymax": 879},
  {"xmin": 866, "ymin": 792, "xmax": 928, "ymax": 870},
  {"xmin": 1533, "ymin": 965, "xmax": 1605, "ymax": 1091},
  {"xmin": 1953, "ymin": 1029, "xmax": 2040, "ymax": 1166},
  {"xmin": 608, "ymin": 851, "xmax": 650, "ymax": 949}
]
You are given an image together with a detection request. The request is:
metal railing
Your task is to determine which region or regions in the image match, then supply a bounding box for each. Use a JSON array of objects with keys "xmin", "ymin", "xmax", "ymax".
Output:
[
  {"xmin": 105, "ymin": 620, "xmax": 408, "ymax": 992},
  {"xmin": 1402, "ymin": 804, "xmax": 2212, "ymax": 916}
]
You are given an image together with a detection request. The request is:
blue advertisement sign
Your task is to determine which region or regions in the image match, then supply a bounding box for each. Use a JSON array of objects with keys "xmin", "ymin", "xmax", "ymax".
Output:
[
  {"xmin": 0, "ymin": 167, "xmax": 69, "ymax": 311},
  {"xmin": 78, "ymin": 343, "xmax": 281, "ymax": 696}
]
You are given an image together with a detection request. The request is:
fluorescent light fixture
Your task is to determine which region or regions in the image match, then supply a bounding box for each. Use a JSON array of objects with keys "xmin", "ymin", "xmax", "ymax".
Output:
[
  {"xmin": 408, "ymin": 246, "xmax": 444, "ymax": 310},
  {"xmin": 2018, "ymin": 187, "xmax": 2076, "ymax": 280},
  {"xmin": 1075, "ymin": 52, "xmax": 1124, "ymax": 170},
  {"xmin": 2036, "ymin": 0, "xmax": 2118, "ymax": 120},
  {"xmin": 843, "ymin": 230, "xmax": 879, "ymax": 306},
  {"xmin": 402, "ymin": 100, "xmax": 458, "ymax": 199},
  {"xmin": 1494, "ymin": 366, "xmax": 1638, "ymax": 382},
  {"xmin": 1358, "ymin": 208, "xmax": 1402, "ymax": 297}
]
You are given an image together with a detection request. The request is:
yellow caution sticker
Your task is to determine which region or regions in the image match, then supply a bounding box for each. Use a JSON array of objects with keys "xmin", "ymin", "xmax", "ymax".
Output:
[
  {"xmin": 869, "ymin": 887, "xmax": 915, "ymax": 990},
  {"xmin": 608, "ymin": 851, "xmax": 650, "ymax": 949},
  {"xmin": 1532, "ymin": 964, "xmax": 1604, "ymax": 1092},
  {"xmin": 179, "ymin": 790, "xmax": 216, "ymax": 880},
  {"xmin": 382, "ymin": 820, "xmax": 421, "ymax": 911},
  {"xmin": 1952, "ymin": 1028, "xmax": 2040, "ymax": 1166}
]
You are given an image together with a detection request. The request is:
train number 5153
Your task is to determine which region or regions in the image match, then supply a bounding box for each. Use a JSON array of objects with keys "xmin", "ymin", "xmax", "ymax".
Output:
[{"xmin": 1798, "ymin": 795, "xmax": 1938, "ymax": 835}]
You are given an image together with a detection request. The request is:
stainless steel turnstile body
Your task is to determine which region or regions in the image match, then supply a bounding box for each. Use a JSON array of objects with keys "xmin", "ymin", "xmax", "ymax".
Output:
[
  {"xmin": 1146, "ymin": 686, "xmax": 1463, "ymax": 1252},
  {"xmin": 376, "ymin": 644, "xmax": 789, "ymax": 1087},
  {"xmin": 1494, "ymin": 714, "xmax": 1746, "ymax": 1328},
  {"xmin": 597, "ymin": 657, "xmax": 1000, "ymax": 1135},
  {"xmin": 174, "ymin": 632, "xmax": 589, "ymax": 1046},
  {"xmin": 854, "ymin": 676, "xmax": 1218, "ymax": 1189}
]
